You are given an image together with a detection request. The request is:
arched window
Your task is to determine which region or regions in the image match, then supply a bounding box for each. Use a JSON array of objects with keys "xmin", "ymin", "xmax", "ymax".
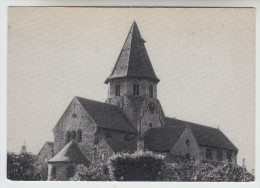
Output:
[
  {"xmin": 115, "ymin": 85, "xmax": 121, "ymax": 96},
  {"xmin": 66, "ymin": 166, "xmax": 75, "ymax": 179},
  {"xmin": 71, "ymin": 130, "xmax": 76, "ymax": 140},
  {"xmin": 185, "ymin": 139, "xmax": 190, "ymax": 147},
  {"xmin": 185, "ymin": 153, "xmax": 190, "ymax": 160},
  {"xmin": 65, "ymin": 131, "xmax": 70, "ymax": 143},
  {"xmin": 206, "ymin": 148, "xmax": 212, "ymax": 160},
  {"xmin": 51, "ymin": 166, "xmax": 56, "ymax": 179},
  {"xmin": 217, "ymin": 149, "xmax": 223, "ymax": 161},
  {"xmin": 72, "ymin": 113, "xmax": 77, "ymax": 118},
  {"xmin": 105, "ymin": 131, "xmax": 112, "ymax": 138},
  {"xmin": 149, "ymin": 84, "xmax": 153, "ymax": 98},
  {"xmin": 149, "ymin": 123, "xmax": 152, "ymax": 128},
  {"xmin": 227, "ymin": 151, "xmax": 232, "ymax": 161},
  {"xmin": 76, "ymin": 129, "xmax": 82, "ymax": 143},
  {"xmin": 133, "ymin": 84, "xmax": 139, "ymax": 95}
]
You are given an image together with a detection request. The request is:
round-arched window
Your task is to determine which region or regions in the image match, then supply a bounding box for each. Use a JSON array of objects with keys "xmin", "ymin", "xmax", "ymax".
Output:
[
  {"xmin": 65, "ymin": 131, "xmax": 70, "ymax": 143},
  {"xmin": 76, "ymin": 129, "xmax": 82, "ymax": 142},
  {"xmin": 71, "ymin": 130, "xmax": 76, "ymax": 140}
]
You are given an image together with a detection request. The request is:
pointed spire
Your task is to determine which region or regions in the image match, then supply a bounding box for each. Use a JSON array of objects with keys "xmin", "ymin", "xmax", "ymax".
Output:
[{"xmin": 105, "ymin": 21, "xmax": 159, "ymax": 84}]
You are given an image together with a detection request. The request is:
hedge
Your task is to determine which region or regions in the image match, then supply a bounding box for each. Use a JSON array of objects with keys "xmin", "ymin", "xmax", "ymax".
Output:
[{"xmin": 108, "ymin": 151, "xmax": 165, "ymax": 181}]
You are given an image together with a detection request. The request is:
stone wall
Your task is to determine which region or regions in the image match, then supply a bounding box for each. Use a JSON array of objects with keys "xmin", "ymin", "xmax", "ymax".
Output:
[
  {"xmin": 171, "ymin": 127, "xmax": 202, "ymax": 165},
  {"xmin": 96, "ymin": 139, "xmax": 114, "ymax": 164},
  {"xmin": 170, "ymin": 127, "xmax": 237, "ymax": 165},
  {"xmin": 52, "ymin": 97, "xmax": 98, "ymax": 162},
  {"xmin": 52, "ymin": 97, "xmax": 136, "ymax": 165},
  {"xmin": 48, "ymin": 163, "xmax": 77, "ymax": 181},
  {"xmin": 36, "ymin": 142, "xmax": 53, "ymax": 163},
  {"xmin": 108, "ymin": 78, "xmax": 157, "ymax": 99},
  {"xmin": 106, "ymin": 95, "xmax": 165, "ymax": 137},
  {"xmin": 200, "ymin": 146, "xmax": 237, "ymax": 164}
]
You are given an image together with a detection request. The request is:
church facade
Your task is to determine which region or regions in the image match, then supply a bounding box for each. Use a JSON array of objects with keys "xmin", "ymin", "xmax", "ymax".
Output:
[{"xmin": 36, "ymin": 22, "xmax": 238, "ymax": 181}]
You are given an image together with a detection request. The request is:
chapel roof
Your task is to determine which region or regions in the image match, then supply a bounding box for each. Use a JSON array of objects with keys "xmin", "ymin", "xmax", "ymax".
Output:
[
  {"xmin": 103, "ymin": 137, "xmax": 137, "ymax": 153},
  {"xmin": 165, "ymin": 117, "xmax": 238, "ymax": 151},
  {"xmin": 105, "ymin": 21, "xmax": 159, "ymax": 84},
  {"xmin": 143, "ymin": 126, "xmax": 186, "ymax": 152},
  {"xmin": 76, "ymin": 97, "xmax": 137, "ymax": 133},
  {"xmin": 48, "ymin": 141, "xmax": 89, "ymax": 164}
]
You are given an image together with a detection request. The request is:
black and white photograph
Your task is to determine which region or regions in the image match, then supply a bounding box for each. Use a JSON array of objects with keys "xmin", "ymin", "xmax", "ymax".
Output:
[{"xmin": 2, "ymin": 5, "xmax": 257, "ymax": 183}]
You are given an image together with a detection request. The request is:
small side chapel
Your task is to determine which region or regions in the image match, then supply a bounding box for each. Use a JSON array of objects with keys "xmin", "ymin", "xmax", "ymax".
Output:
[{"xmin": 36, "ymin": 21, "xmax": 238, "ymax": 181}]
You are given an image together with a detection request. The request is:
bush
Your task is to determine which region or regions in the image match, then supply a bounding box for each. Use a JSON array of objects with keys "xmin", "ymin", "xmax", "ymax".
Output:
[
  {"xmin": 196, "ymin": 161, "xmax": 255, "ymax": 182},
  {"xmin": 108, "ymin": 151, "xmax": 165, "ymax": 181},
  {"xmin": 7, "ymin": 152, "xmax": 48, "ymax": 181},
  {"xmin": 160, "ymin": 159, "xmax": 255, "ymax": 182},
  {"xmin": 70, "ymin": 163, "xmax": 111, "ymax": 181}
]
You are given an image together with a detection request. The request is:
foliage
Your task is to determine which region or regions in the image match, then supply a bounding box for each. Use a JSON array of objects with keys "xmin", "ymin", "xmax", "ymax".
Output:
[
  {"xmin": 7, "ymin": 152, "xmax": 48, "ymax": 181},
  {"xmin": 66, "ymin": 151, "xmax": 255, "ymax": 182},
  {"xmin": 34, "ymin": 160, "xmax": 48, "ymax": 181},
  {"xmin": 70, "ymin": 163, "xmax": 111, "ymax": 181},
  {"xmin": 196, "ymin": 161, "xmax": 255, "ymax": 182},
  {"xmin": 160, "ymin": 158, "xmax": 255, "ymax": 182},
  {"xmin": 108, "ymin": 151, "xmax": 165, "ymax": 181}
]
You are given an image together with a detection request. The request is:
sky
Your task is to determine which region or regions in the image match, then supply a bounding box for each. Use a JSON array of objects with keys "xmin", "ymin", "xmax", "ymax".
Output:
[{"xmin": 7, "ymin": 7, "xmax": 255, "ymax": 172}]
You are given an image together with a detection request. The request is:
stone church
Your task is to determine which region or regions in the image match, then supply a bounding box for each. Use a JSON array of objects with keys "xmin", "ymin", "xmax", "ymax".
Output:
[{"xmin": 36, "ymin": 21, "xmax": 238, "ymax": 181}]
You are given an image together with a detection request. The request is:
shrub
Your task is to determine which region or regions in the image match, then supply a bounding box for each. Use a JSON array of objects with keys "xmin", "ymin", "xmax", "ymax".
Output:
[
  {"xmin": 160, "ymin": 159, "xmax": 255, "ymax": 182},
  {"xmin": 70, "ymin": 163, "xmax": 111, "ymax": 181},
  {"xmin": 34, "ymin": 160, "xmax": 48, "ymax": 181},
  {"xmin": 196, "ymin": 161, "xmax": 255, "ymax": 182},
  {"xmin": 108, "ymin": 151, "xmax": 165, "ymax": 181},
  {"xmin": 7, "ymin": 152, "xmax": 48, "ymax": 181}
]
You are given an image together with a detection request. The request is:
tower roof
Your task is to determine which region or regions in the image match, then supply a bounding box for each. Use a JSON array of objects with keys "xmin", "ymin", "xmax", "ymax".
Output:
[{"xmin": 105, "ymin": 21, "xmax": 160, "ymax": 84}]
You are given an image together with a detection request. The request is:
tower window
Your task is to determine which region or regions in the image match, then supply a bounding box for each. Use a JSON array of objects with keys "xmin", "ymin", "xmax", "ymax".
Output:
[
  {"xmin": 133, "ymin": 84, "xmax": 139, "ymax": 95},
  {"xmin": 115, "ymin": 85, "xmax": 121, "ymax": 96},
  {"xmin": 206, "ymin": 148, "xmax": 212, "ymax": 160},
  {"xmin": 149, "ymin": 123, "xmax": 152, "ymax": 128},
  {"xmin": 149, "ymin": 84, "xmax": 153, "ymax": 98}
]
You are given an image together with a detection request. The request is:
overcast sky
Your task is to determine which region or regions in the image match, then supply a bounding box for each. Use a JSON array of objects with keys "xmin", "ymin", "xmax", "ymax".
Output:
[{"xmin": 7, "ymin": 7, "xmax": 255, "ymax": 171}]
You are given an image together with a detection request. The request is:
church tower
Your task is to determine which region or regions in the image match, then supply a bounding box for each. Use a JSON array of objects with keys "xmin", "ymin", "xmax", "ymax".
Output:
[{"xmin": 105, "ymin": 21, "xmax": 165, "ymax": 138}]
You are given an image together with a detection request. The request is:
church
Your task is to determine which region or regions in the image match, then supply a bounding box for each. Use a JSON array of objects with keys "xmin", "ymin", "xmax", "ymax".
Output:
[{"xmin": 36, "ymin": 21, "xmax": 238, "ymax": 181}]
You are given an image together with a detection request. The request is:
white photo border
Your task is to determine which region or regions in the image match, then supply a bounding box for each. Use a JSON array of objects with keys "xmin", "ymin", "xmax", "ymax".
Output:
[{"xmin": 0, "ymin": 0, "xmax": 259, "ymax": 188}]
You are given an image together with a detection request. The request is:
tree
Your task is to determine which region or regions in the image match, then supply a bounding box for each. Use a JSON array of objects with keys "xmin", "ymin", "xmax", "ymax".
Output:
[{"xmin": 7, "ymin": 152, "xmax": 48, "ymax": 181}]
